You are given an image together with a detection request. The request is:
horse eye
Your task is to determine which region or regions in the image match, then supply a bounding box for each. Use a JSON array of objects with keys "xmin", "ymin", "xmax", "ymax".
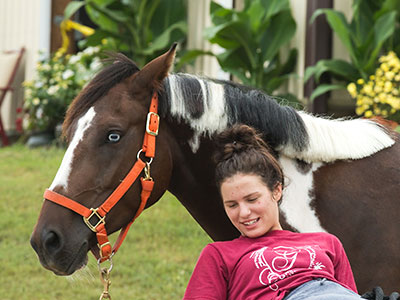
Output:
[{"xmin": 107, "ymin": 132, "xmax": 121, "ymax": 143}]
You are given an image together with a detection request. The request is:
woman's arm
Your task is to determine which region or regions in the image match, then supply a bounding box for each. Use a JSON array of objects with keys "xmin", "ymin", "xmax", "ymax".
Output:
[
  {"xmin": 331, "ymin": 235, "xmax": 358, "ymax": 293},
  {"xmin": 183, "ymin": 244, "xmax": 228, "ymax": 300}
]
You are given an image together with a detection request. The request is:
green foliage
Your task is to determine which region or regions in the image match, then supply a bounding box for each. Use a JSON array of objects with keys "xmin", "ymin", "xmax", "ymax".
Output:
[
  {"xmin": 348, "ymin": 51, "xmax": 400, "ymax": 123},
  {"xmin": 0, "ymin": 144, "xmax": 210, "ymax": 299},
  {"xmin": 180, "ymin": 0, "xmax": 298, "ymax": 98},
  {"xmin": 305, "ymin": 0, "xmax": 400, "ymax": 101},
  {"xmin": 65, "ymin": 0, "xmax": 188, "ymax": 66},
  {"xmin": 23, "ymin": 47, "xmax": 102, "ymax": 132}
]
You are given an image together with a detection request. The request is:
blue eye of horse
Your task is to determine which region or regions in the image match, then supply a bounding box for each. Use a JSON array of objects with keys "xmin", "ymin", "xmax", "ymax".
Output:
[{"xmin": 107, "ymin": 133, "xmax": 121, "ymax": 143}]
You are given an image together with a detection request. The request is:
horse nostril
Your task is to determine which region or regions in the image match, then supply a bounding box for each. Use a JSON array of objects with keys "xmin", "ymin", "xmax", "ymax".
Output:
[{"xmin": 43, "ymin": 230, "xmax": 61, "ymax": 254}]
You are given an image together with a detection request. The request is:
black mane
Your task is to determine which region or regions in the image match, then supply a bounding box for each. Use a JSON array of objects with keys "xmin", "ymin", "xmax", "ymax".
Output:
[{"xmin": 161, "ymin": 73, "xmax": 309, "ymax": 152}]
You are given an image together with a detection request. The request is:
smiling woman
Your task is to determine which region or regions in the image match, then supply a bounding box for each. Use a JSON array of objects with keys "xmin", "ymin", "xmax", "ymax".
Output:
[{"xmin": 183, "ymin": 124, "xmax": 364, "ymax": 300}]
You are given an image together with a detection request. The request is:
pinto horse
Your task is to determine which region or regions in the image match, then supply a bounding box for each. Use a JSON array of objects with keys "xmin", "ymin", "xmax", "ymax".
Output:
[{"xmin": 31, "ymin": 44, "xmax": 400, "ymax": 293}]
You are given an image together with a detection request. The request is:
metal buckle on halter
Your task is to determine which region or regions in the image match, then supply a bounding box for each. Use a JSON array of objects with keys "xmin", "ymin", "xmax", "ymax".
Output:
[
  {"xmin": 98, "ymin": 241, "xmax": 111, "ymax": 258},
  {"xmin": 146, "ymin": 112, "xmax": 159, "ymax": 136},
  {"xmin": 83, "ymin": 208, "xmax": 106, "ymax": 232}
]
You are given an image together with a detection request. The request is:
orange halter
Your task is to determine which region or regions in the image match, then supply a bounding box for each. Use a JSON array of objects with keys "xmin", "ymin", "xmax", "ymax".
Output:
[{"xmin": 43, "ymin": 92, "xmax": 160, "ymax": 263}]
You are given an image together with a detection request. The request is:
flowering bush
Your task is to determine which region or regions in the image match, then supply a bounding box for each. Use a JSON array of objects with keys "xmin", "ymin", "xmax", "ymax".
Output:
[
  {"xmin": 23, "ymin": 47, "xmax": 102, "ymax": 132},
  {"xmin": 347, "ymin": 51, "xmax": 400, "ymax": 125}
]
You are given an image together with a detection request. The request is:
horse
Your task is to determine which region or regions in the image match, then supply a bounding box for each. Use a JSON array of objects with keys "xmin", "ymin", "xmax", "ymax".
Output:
[{"xmin": 30, "ymin": 44, "xmax": 400, "ymax": 294}]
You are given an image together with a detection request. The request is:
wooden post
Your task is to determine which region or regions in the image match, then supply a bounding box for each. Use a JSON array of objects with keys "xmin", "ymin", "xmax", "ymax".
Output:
[{"xmin": 304, "ymin": 0, "xmax": 333, "ymax": 114}]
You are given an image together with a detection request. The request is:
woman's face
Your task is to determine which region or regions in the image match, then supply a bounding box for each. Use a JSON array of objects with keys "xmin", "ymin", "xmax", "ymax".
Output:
[{"xmin": 220, "ymin": 173, "xmax": 282, "ymax": 238}]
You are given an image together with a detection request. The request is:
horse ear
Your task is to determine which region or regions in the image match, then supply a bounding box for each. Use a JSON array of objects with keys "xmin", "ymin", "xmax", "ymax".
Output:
[{"xmin": 133, "ymin": 43, "xmax": 177, "ymax": 91}]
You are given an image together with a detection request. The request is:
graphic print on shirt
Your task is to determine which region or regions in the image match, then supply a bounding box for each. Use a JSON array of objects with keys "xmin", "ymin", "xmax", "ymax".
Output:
[{"xmin": 250, "ymin": 245, "xmax": 325, "ymax": 291}]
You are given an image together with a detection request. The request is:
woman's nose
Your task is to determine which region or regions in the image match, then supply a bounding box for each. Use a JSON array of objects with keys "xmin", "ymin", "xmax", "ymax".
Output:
[{"xmin": 239, "ymin": 204, "xmax": 251, "ymax": 218}]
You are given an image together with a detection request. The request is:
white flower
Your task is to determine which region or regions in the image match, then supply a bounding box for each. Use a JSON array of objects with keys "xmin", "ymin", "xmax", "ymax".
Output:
[
  {"xmin": 48, "ymin": 85, "xmax": 59, "ymax": 95},
  {"xmin": 62, "ymin": 69, "xmax": 75, "ymax": 80},
  {"xmin": 83, "ymin": 46, "xmax": 98, "ymax": 55},
  {"xmin": 25, "ymin": 88, "xmax": 32, "ymax": 98},
  {"xmin": 32, "ymin": 98, "xmax": 40, "ymax": 106},
  {"xmin": 36, "ymin": 107, "xmax": 43, "ymax": 119},
  {"xmin": 22, "ymin": 116, "xmax": 30, "ymax": 130},
  {"xmin": 42, "ymin": 64, "xmax": 51, "ymax": 71},
  {"xmin": 69, "ymin": 54, "xmax": 81, "ymax": 64},
  {"xmin": 34, "ymin": 81, "xmax": 44, "ymax": 88}
]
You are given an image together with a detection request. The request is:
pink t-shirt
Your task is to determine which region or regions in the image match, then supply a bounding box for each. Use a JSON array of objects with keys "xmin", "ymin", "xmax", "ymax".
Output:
[{"xmin": 183, "ymin": 230, "xmax": 357, "ymax": 300}]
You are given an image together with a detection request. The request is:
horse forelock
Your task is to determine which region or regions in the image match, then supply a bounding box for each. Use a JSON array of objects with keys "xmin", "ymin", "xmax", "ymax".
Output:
[
  {"xmin": 162, "ymin": 73, "xmax": 309, "ymax": 153},
  {"xmin": 62, "ymin": 53, "xmax": 140, "ymax": 137}
]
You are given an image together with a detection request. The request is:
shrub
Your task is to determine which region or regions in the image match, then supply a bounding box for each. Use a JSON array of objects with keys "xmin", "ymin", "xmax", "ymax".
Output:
[
  {"xmin": 23, "ymin": 47, "xmax": 102, "ymax": 132},
  {"xmin": 348, "ymin": 51, "xmax": 400, "ymax": 125}
]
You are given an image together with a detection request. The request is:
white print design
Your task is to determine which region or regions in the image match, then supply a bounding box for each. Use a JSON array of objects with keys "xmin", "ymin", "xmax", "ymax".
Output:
[{"xmin": 250, "ymin": 245, "xmax": 325, "ymax": 291}]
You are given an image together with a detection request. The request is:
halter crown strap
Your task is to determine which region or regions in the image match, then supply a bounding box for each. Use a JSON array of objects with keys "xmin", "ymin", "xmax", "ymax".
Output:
[{"xmin": 44, "ymin": 92, "xmax": 159, "ymax": 263}]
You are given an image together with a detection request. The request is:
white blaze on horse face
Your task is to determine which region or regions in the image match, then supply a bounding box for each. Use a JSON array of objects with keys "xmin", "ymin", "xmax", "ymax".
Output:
[
  {"xmin": 279, "ymin": 155, "xmax": 326, "ymax": 233},
  {"xmin": 168, "ymin": 74, "xmax": 228, "ymax": 152},
  {"xmin": 49, "ymin": 107, "xmax": 96, "ymax": 191}
]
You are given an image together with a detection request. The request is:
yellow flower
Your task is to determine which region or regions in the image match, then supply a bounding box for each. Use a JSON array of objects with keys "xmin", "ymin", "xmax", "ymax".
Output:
[
  {"xmin": 381, "ymin": 63, "xmax": 389, "ymax": 72},
  {"xmin": 356, "ymin": 106, "xmax": 365, "ymax": 116},
  {"xmin": 374, "ymin": 85, "xmax": 382, "ymax": 93},
  {"xmin": 347, "ymin": 83, "xmax": 357, "ymax": 98},
  {"xmin": 378, "ymin": 93, "xmax": 387, "ymax": 103},
  {"xmin": 364, "ymin": 110, "xmax": 373, "ymax": 118},
  {"xmin": 384, "ymin": 81, "xmax": 393, "ymax": 93},
  {"xmin": 357, "ymin": 79, "xmax": 364, "ymax": 85},
  {"xmin": 385, "ymin": 71, "xmax": 395, "ymax": 81},
  {"xmin": 374, "ymin": 107, "xmax": 381, "ymax": 115},
  {"xmin": 363, "ymin": 84, "xmax": 373, "ymax": 95}
]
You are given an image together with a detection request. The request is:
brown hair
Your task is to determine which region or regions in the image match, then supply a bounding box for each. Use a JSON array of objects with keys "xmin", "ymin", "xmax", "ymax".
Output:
[{"xmin": 214, "ymin": 124, "xmax": 284, "ymax": 199}]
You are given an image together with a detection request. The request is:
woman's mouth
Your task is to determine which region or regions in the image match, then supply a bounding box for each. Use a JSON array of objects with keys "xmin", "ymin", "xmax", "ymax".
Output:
[{"xmin": 242, "ymin": 218, "xmax": 260, "ymax": 226}]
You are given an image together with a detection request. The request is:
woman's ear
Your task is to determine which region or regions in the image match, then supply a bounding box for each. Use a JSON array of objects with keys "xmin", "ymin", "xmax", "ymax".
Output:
[{"xmin": 272, "ymin": 183, "xmax": 282, "ymax": 203}]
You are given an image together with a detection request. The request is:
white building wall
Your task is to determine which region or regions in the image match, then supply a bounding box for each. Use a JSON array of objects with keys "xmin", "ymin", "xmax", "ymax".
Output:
[{"xmin": 0, "ymin": 0, "xmax": 51, "ymax": 132}]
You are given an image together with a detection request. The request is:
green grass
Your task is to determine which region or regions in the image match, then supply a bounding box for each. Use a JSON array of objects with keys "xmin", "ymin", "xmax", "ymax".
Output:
[{"xmin": 0, "ymin": 144, "xmax": 211, "ymax": 299}]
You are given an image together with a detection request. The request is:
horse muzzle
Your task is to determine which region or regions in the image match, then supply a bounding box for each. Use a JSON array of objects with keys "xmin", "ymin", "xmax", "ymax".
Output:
[{"xmin": 30, "ymin": 221, "xmax": 91, "ymax": 276}]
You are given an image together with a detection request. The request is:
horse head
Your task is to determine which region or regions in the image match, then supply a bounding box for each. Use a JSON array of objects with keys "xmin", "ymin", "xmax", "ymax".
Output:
[{"xmin": 30, "ymin": 45, "xmax": 178, "ymax": 275}]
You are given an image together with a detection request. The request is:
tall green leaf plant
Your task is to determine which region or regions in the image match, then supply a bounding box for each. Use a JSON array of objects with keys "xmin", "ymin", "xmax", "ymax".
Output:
[
  {"xmin": 180, "ymin": 0, "xmax": 298, "ymax": 101},
  {"xmin": 305, "ymin": 0, "xmax": 399, "ymax": 101},
  {"xmin": 65, "ymin": 0, "xmax": 187, "ymax": 66}
]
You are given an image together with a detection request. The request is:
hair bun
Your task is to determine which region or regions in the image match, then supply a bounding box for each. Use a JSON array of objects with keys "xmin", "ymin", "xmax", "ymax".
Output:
[{"xmin": 214, "ymin": 124, "xmax": 267, "ymax": 163}]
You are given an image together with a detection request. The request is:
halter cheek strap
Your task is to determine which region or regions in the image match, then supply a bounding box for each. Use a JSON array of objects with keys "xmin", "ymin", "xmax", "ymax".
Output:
[{"xmin": 44, "ymin": 92, "xmax": 159, "ymax": 263}]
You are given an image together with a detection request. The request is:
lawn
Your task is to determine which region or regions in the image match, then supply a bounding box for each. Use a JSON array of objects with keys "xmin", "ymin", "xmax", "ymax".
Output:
[{"xmin": 0, "ymin": 144, "xmax": 211, "ymax": 299}]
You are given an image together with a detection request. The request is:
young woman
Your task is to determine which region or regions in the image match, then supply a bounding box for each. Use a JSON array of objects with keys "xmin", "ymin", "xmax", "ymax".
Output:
[{"xmin": 183, "ymin": 124, "xmax": 363, "ymax": 300}]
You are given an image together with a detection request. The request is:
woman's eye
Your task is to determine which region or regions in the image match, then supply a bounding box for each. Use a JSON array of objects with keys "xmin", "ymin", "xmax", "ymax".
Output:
[{"xmin": 107, "ymin": 132, "xmax": 121, "ymax": 143}]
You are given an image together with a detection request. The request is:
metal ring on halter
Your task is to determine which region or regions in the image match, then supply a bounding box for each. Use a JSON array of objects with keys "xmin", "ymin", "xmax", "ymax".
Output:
[
  {"xmin": 97, "ymin": 253, "xmax": 114, "ymax": 273},
  {"xmin": 136, "ymin": 149, "xmax": 153, "ymax": 165}
]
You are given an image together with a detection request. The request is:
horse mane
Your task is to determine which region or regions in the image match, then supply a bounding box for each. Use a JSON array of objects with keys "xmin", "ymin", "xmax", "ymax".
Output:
[
  {"xmin": 162, "ymin": 73, "xmax": 395, "ymax": 162},
  {"xmin": 161, "ymin": 73, "xmax": 309, "ymax": 154},
  {"xmin": 62, "ymin": 53, "xmax": 140, "ymax": 136}
]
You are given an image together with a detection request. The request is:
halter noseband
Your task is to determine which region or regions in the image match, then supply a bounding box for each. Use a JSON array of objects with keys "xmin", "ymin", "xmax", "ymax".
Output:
[{"xmin": 43, "ymin": 92, "xmax": 160, "ymax": 263}]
